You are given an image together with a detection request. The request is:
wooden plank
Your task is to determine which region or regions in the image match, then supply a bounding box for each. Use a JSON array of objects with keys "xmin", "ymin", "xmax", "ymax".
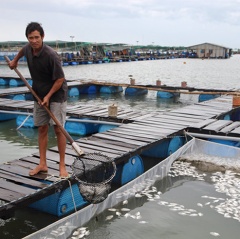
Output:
[
  {"xmin": 0, "ymin": 170, "xmax": 48, "ymax": 188},
  {"xmin": 203, "ymin": 120, "xmax": 233, "ymax": 131},
  {"xmin": 171, "ymin": 108, "xmax": 216, "ymax": 117},
  {"xmin": 76, "ymin": 138, "xmax": 133, "ymax": 152},
  {"xmin": 89, "ymin": 136, "xmax": 137, "ymax": 149},
  {"xmin": 0, "ymin": 178, "xmax": 35, "ymax": 195},
  {"xmin": 102, "ymin": 130, "xmax": 156, "ymax": 143},
  {"xmin": 113, "ymin": 126, "xmax": 170, "ymax": 137},
  {"xmin": 93, "ymin": 133, "xmax": 145, "ymax": 146},
  {"xmin": 230, "ymin": 126, "xmax": 240, "ymax": 134},
  {"xmin": 132, "ymin": 120, "xmax": 185, "ymax": 130},
  {"xmin": 0, "ymin": 165, "xmax": 57, "ymax": 182},
  {"xmin": 68, "ymin": 141, "xmax": 124, "ymax": 155},
  {"xmin": 110, "ymin": 127, "xmax": 163, "ymax": 140},
  {"xmin": 31, "ymin": 150, "xmax": 75, "ymax": 166},
  {"xmin": 63, "ymin": 144, "xmax": 119, "ymax": 158},
  {"xmin": 0, "ymin": 188, "xmax": 25, "ymax": 202},
  {"xmin": 188, "ymin": 119, "xmax": 217, "ymax": 129},
  {"xmin": 185, "ymin": 105, "xmax": 229, "ymax": 114},
  {"xmin": 120, "ymin": 123, "xmax": 177, "ymax": 135},
  {"xmin": 220, "ymin": 122, "xmax": 240, "ymax": 133},
  {"xmin": 164, "ymin": 112, "xmax": 207, "ymax": 120},
  {"xmin": 153, "ymin": 114, "xmax": 203, "ymax": 123}
]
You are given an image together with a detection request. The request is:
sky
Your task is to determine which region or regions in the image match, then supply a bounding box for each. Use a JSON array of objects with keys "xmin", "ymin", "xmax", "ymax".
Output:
[{"xmin": 1, "ymin": 0, "xmax": 240, "ymax": 48}]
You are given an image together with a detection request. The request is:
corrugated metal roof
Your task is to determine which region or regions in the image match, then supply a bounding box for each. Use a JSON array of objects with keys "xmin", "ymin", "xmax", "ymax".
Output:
[{"xmin": 187, "ymin": 42, "xmax": 231, "ymax": 49}]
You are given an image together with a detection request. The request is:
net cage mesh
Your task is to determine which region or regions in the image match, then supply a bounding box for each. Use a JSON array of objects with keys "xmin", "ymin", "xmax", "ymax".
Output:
[{"xmin": 71, "ymin": 152, "xmax": 117, "ymax": 204}]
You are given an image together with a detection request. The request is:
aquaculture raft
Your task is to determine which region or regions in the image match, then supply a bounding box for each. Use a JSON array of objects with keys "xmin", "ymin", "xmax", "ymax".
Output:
[{"xmin": 0, "ymin": 95, "xmax": 238, "ymax": 219}]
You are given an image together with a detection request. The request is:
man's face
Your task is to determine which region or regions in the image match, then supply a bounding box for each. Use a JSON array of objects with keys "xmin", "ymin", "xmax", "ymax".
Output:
[{"xmin": 27, "ymin": 30, "xmax": 44, "ymax": 51}]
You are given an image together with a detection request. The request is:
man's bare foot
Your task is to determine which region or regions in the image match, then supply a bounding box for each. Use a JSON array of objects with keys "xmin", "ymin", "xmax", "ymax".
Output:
[
  {"xmin": 29, "ymin": 165, "xmax": 48, "ymax": 176},
  {"xmin": 60, "ymin": 166, "xmax": 69, "ymax": 178}
]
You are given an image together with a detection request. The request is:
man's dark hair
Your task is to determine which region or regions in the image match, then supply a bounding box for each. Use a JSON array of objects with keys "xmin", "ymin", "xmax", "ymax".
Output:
[{"xmin": 25, "ymin": 22, "xmax": 44, "ymax": 38}]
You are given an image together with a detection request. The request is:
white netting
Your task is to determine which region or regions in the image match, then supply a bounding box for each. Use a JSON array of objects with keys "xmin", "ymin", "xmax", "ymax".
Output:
[{"xmin": 23, "ymin": 138, "xmax": 240, "ymax": 239}]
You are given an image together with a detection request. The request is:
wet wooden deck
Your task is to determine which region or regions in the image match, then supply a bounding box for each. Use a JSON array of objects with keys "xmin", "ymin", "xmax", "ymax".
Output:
[{"xmin": 0, "ymin": 95, "xmax": 237, "ymax": 218}]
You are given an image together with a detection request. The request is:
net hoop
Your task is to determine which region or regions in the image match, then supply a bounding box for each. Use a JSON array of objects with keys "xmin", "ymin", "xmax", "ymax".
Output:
[{"xmin": 71, "ymin": 152, "xmax": 117, "ymax": 204}]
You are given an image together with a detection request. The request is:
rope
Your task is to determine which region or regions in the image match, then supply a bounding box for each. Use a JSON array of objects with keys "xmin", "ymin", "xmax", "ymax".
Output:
[
  {"xmin": 16, "ymin": 114, "xmax": 31, "ymax": 130},
  {"xmin": 67, "ymin": 179, "xmax": 77, "ymax": 212},
  {"xmin": 44, "ymin": 174, "xmax": 78, "ymax": 212}
]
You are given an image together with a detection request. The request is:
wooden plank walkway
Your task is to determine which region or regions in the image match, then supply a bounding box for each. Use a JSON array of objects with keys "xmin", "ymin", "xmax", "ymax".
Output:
[
  {"xmin": 0, "ymin": 76, "xmax": 239, "ymax": 97},
  {"xmin": 0, "ymin": 95, "xmax": 237, "ymax": 218},
  {"xmin": 0, "ymin": 98, "xmax": 154, "ymax": 122}
]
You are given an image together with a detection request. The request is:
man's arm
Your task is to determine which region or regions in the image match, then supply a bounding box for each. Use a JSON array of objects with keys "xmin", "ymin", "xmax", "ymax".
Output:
[
  {"xmin": 8, "ymin": 48, "xmax": 25, "ymax": 69},
  {"xmin": 41, "ymin": 78, "xmax": 65, "ymax": 106}
]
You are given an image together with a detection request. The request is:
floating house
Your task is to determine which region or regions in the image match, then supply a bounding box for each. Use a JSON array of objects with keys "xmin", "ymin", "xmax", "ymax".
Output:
[{"xmin": 187, "ymin": 42, "xmax": 232, "ymax": 59}]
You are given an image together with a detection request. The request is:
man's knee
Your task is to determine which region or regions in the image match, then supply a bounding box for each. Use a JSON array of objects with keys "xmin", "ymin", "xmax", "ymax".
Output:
[{"xmin": 38, "ymin": 125, "xmax": 48, "ymax": 136}]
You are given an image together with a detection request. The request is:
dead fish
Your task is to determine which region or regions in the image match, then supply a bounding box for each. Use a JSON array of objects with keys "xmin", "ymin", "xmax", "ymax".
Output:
[
  {"xmin": 105, "ymin": 215, "xmax": 114, "ymax": 221},
  {"xmin": 108, "ymin": 208, "xmax": 117, "ymax": 212},
  {"xmin": 121, "ymin": 208, "xmax": 131, "ymax": 212},
  {"xmin": 210, "ymin": 232, "xmax": 220, "ymax": 236}
]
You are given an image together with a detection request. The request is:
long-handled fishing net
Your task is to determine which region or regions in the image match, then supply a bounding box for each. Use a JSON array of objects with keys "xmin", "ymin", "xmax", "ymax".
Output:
[{"xmin": 71, "ymin": 152, "xmax": 117, "ymax": 204}]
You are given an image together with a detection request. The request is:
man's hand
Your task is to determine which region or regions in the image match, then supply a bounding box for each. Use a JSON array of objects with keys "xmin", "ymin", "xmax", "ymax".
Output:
[
  {"xmin": 41, "ymin": 96, "xmax": 50, "ymax": 107},
  {"xmin": 8, "ymin": 59, "xmax": 18, "ymax": 70}
]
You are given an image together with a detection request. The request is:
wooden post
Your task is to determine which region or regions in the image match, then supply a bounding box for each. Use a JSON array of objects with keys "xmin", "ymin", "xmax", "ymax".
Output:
[
  {"xmin": 108, "ymin": 104, "xmax": 118, "ymax": 117},
  {"xmin": 181, "ymin": 81, "xmax": 187, "ymax": 88},
  {"xmin": 233, "ymin": 95, "xmax": 240, "ymax": 107},
  {"xmin": 130, "ymin": 78, "xmax": 135, "ymax": 85}
]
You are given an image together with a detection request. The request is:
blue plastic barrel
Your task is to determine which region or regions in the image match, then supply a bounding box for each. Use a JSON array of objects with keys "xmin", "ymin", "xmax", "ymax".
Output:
[
  {"xmin": 142, "ymin": 139, "xmax": 170, "ymax": 158},
  {"xmin": 113, "ymin": 155, "xmax": 144, "ymax": 185},
  {"xmin": 157, "ymin": 91, "xmax": 180, "ymax": 98},
  {"xmin": 231, "ymin": 109, "xmax": 240, "ymax": 121},
  {"xmin": 27, "ymin": 79, "xmax": 33, "ymax": 86},
  {"xmin": 12, "ymin": 94, "xmax": 26, "ymax": 101},
  {"xmin": 0, "ymin": 78, "xmax": 8, "ymax": 85},
  {"xmin": 198, "ymin": 94, "xmax": 220, "ymax": 102},
  {"xmin": 167, "ymin": 136, "xmax": 184, "ymax": 156},
  {"xmin": 0, "ymin": 113, "xmax": 17, "ymax": 121},
  {"xmin": 16, "ymin": 115, "xmax": 35, "ymax": 128},
  {"xmin": 100, "ymin": 86, "xmax": 123, "ymax": 94},
  {"xmin": 30, "ymin": 183, "xmax": 87, "ymax": 216},
  {"xmin": 88, "ymin": 85, "xmax": 99, "ymax": 94},
  {"xmin": 69, "ymin": 61, "xmax": 78, "ymax": 65},
  {"xmin": 125, "ymin": 87, "xmax": 148, "ymax": 96},
  {"xmin": 25, "ymin": 93, "xmax": 34, "ymax": 101},
  {"xmin": 9, "ymin": 79, "xmax": 25, "ymax": 86},
  {"xmin": 79, "ymin": 85, "xmax": 99, "ymax": 94},
  {"xmin": 65, "ymin": 118, "xmax": 99, "ymax": 136},
  {"xmin": 68, "ymin": 87, "xmax": 79, "ymax": 97},
  {"xmin": 98, "ymin": 124, "xmax": 119, "ymax": 133},
  {"xmin": 223, "ymin": 114, "xmax": 231, "ymax": 120}
]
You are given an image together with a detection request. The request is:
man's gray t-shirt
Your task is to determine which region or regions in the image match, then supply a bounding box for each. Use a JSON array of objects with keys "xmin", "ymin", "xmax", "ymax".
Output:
[{"xmin": 23, "ymin": 43, "xmax": 68, "ymax": 102}]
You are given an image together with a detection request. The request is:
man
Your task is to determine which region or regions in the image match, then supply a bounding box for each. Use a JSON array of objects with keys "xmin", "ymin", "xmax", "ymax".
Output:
[{"xmin": 8, "ymin": 22, "xmax": 68, "ymax": 177}]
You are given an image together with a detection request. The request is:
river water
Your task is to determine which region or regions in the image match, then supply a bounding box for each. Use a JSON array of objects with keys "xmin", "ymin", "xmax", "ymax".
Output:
[{"xmin": 0, "ymin": 56, "xmax": 240, "ymax": 238}]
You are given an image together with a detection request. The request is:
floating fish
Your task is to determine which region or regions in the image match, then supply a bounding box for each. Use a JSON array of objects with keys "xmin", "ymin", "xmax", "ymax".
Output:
[
  {"xmin": 105, "ymin": 215, "xmax": 114, "ymax": 221},
  {"xmin": 210, "ymin": 232, "xmax": 220, "ymax": 236}
]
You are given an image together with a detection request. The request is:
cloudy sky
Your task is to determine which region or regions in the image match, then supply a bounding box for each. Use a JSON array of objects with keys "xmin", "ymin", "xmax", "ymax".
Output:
[{"xmin": 1, "ymin": 0, "xmax": 240, "ymax": 48}]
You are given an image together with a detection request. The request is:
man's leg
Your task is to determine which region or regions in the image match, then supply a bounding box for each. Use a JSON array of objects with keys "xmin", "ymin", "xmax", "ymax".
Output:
[
  {"xmin": 54, "ymin": 125, "xmax": 68, "ymax": 177},
  {"xmin": 29, "ymin": 124, "xmax": 49, "ymax": 175}
]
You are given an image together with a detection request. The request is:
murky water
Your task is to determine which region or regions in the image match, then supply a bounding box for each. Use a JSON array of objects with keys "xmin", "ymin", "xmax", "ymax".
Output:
[{"xmin": 1, "ymin": 55, "xmax": 240, "ymax": 238}]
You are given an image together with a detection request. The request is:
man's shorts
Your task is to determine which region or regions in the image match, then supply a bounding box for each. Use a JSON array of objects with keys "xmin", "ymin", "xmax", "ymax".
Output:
[{"xmin": 33, "ymin": 101, "xmax": 67, "ymax": 127}]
